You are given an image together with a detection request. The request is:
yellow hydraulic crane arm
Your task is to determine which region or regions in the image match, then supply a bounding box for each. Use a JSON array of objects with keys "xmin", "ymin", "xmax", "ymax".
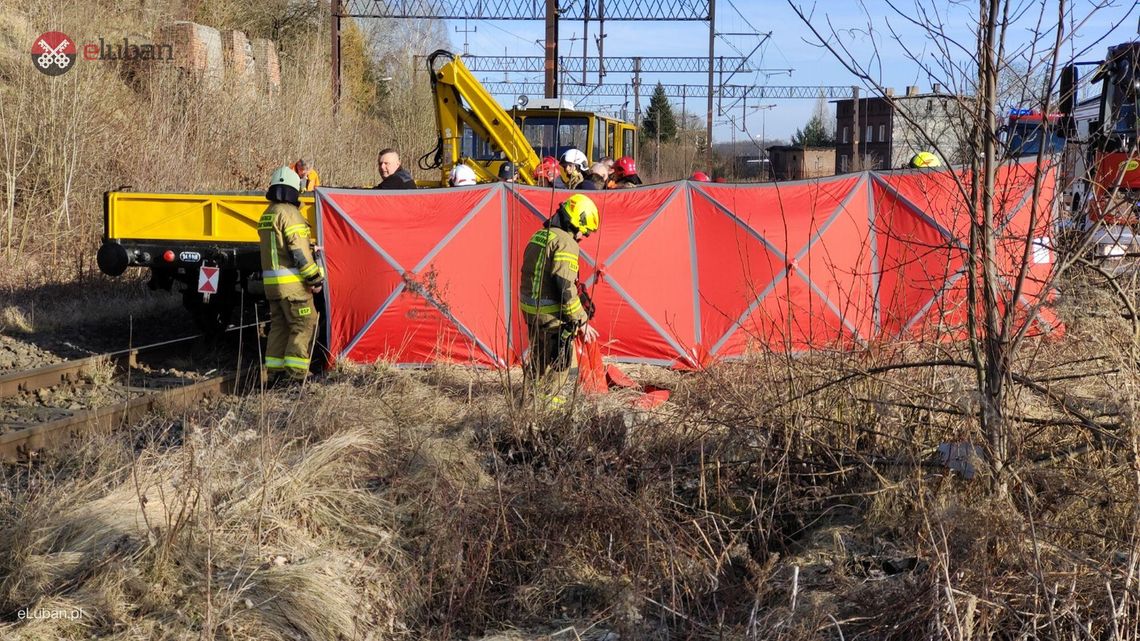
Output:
[{"xmin": 425, "ymin": 50, "xmax": 541, "ymax": 185}]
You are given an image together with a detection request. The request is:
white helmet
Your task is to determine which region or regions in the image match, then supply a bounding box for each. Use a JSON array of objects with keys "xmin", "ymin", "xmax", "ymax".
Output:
[
  {"xmin": 449, "ymin": 164, "xmax": 477, "ymax": 186},
  {"xmin": 560, "ymin": 148, "xmax": 588, "ymax": 170}
]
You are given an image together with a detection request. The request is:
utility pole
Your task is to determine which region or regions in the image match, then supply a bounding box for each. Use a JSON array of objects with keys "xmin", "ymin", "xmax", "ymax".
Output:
[
  {"xmin": 751, "ymin": 104, "xmax": 776, "ymax": 179},
  {"xmin": 632, "ymin": 57, "xmax": 642, "ymax": 127},
  {"xmin": 597, "ymin": 0, "xmax": 606, "ymax": 85},
  {"xmin": 544, "ymin": 0, "xmax": 559, "ymax": 98},
  {"xmin": 655, "ymin": 107, "xmax": 662, "ymax": 182},
  {"xmin": 582, "ymin": 1, "xmax": 589, "ymax": 85},
  {"xmin": 851, "ymin": 85, "xmax": 860, "ymax": 171},
  {"xmin": 455, "ymin": 19, "xmax": 477, "ymax": 56},
  {"xmin": 330, "ymin": 0, "xmax": 341, "ymax": 114},
  {"xmin": 705, "ymin": 0, "xmax": 716, "ymax": 167}
]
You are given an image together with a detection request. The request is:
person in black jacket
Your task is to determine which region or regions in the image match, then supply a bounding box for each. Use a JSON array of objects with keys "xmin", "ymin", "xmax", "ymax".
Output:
[{"xmin": 375, "ymin": 148, "xmax": 417, "ymax": 189}]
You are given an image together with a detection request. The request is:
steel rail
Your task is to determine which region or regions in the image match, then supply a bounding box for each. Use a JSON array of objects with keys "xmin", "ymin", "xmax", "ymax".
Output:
[
  {"xmin": 0, "ymin": 319, "xmax": 265, "ymax": 400},
  {"xmin": 0, "ymin": 321, "xmax": 265, "ymax": 462},
  {"xmin": 0, "ymin": 373, "xmax": 236, "ymax": 462},
  {"xmin": 0, "ymin": 333, "xmax": 204, "ymax": 399}
]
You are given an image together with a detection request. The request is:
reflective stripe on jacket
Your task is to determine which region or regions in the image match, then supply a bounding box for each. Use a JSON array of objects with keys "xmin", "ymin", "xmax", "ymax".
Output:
[
  {"xmin": 258, "ymin": 202, "xmax": 324, "ymax": 299},
  {"xmin": 519, "ymin": 227, "xmax": 587, "ymax": 329}
]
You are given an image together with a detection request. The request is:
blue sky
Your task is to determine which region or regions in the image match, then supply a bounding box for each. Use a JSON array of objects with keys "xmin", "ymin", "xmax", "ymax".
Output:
[{"xmin": 442, "ymin": 0, "xmax": 1138, "ymax": 143}]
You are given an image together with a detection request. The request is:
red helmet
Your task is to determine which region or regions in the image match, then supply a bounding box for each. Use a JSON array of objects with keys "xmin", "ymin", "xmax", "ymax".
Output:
[
  {"xmin": 613, "ymin": 156, "xmax": 637, "ymax": 178},
  {"xmin": 691, "ymin": 171, "xmax": 710, "ymax": 182},
  {"xmin": 535, "ymin": 156, "xmax": 561, "ymax": 181}
]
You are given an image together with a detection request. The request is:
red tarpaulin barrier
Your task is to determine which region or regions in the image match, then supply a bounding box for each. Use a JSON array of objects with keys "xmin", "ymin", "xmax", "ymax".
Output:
[{"xmin": 316, "ymin": 160, "xmax": 1060, "ymax": 368}]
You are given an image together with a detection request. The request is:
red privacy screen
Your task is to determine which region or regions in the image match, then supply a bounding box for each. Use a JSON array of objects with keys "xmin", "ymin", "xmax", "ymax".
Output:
[{"xmin": 316, "ymin": 160, "xmax": 1059, "ymax": 369}]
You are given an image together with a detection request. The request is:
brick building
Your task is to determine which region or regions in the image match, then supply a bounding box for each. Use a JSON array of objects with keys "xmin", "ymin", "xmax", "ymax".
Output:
[
  {"xmin": 833, "ymin": 85, "xmax": 970, "ymax": 172},
  {"xmin": 767, "ymin": 146, "xmax": 836, "ymax": 180}
]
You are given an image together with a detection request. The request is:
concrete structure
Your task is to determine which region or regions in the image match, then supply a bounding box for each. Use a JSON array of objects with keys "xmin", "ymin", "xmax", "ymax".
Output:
[
  {"xmin": 767, "ymin": 146, "xmax": 837, "ymax": 181},
  {"xmin": 833, "ymin": 85, "xmax": 970, "ymax": 172}
]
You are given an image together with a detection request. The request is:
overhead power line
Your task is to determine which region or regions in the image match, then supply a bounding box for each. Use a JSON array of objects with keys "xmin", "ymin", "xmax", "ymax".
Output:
[
  {"xmin": 464, "ymin": 55, "xmax": 786, "ymax": 75},
  {"xmin": 481, "ymin": 81, "xmax": 854, "ymax": 100},
  {"xmin": 338, "ymin": 0, "xmax": 711, "ymax": 20}
]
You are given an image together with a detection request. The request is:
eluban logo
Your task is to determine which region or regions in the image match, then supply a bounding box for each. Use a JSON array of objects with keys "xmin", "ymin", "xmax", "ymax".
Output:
[
  {"xmin": 1121, "ymin": 159, "xmax": 1140, "ymax": 173},
  {"xmin": 33, "ymin": 31, "xmax": 75, "ymax": 76}
]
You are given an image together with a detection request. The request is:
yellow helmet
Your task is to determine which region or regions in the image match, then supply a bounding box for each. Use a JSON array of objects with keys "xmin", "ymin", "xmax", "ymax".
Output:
[
  {"xmin": 561, "ymin": 194, "xmax": 600, "ymax": 235},
  {"xmin": 909, "ymin": 151, "xmax": 941, "ymax": 168}
]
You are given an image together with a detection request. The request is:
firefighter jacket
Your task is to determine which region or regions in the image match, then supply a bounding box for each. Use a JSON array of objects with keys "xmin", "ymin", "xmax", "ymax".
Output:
[
  {"xmin": 564, "ymin": 165, "xmax": 585, "ymax": 189},
  {"xmin": 258, "ymin": 202, "xmax": 324, "ymax": 299},
  {"xmin": 520, "ymin": 226, "xmax": 588, "ymax": 330}
]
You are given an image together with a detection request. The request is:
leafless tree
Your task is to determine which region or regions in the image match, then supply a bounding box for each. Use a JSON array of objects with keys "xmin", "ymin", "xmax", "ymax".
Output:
[{"xmin": 788, "ymin": 0, "xmax": 1126, "ymax": 497}]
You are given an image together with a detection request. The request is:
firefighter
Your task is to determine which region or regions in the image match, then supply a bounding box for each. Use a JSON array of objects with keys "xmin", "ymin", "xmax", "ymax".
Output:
[
  {"xmin": 520, "ymin": 194, "xmax": 600, "ymax": 406},
  {"xmin": 449, "ymin": 164, "xmax": 477, "ymax": 186},
  {"xmin": 610, "ymin": 156, "xmax": 642, "ymax": 188},
  {"xmin": 534, "ymin": 156, "xmax": 566, "ymax": 188},
  {"xmin": 292, "ymin": 159, "xmax": 320, "ymax": 191},
  {"xmin": 259, "ymin": 167, "xmax": 324, "ymax": 385},
  {"xmin": 909, "ymin": 151, "xmax": 942, "ymax": 168},
  {"xmin": 561, "ymin": 148, "xmax": 589, "ymax": 189}
]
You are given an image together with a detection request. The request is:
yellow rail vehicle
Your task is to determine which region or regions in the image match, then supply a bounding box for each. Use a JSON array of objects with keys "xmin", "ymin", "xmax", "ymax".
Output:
[
  {"xmin": 426, "ymin": 50, "xmax": 637, "ymax": 185},
  {"xmin": 98, "ymin": 50, "xmax": 637, "ymax": 329},
  {"xmin": 97, "ymin": 191, "xmax": 317, "ymax": 328}
]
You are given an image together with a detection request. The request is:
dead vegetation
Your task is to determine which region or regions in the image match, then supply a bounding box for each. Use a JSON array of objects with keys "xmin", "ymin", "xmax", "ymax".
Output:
[
  {"xmin": 0, "ymin": 0, "xmax": 440, "ymax": 305},
  {"xmin": 2, "ymin": 266, "xmax": 1139, "ymax": 639}
]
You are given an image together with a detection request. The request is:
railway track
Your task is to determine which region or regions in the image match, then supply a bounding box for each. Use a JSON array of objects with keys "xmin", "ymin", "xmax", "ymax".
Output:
[{"xmin": 0, "ymin": 325, "xmax": 263, "ymax": 462}]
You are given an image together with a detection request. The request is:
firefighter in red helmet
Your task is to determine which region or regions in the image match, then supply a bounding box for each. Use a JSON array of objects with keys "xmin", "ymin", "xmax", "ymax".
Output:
[
  {"xmin": 534, "ymin": 156, "xmax": 566, "ymax": 188},
  {"xmin": 610, "ymin": 156, "xmax": 642, "ymax": 188}
]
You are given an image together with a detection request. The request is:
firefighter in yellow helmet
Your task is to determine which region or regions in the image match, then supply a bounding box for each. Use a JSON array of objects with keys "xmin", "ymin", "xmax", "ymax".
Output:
[
  {"xmin": 259, "ymin": 166, "xmax": 324, "ymax": 385},
  {"xmin": 909, "ymin": 151, "xmax": 942, "ymax": 168},
  {"xmin": 520, "ymin": 194, "xmax": 600, "ymax": 406}
]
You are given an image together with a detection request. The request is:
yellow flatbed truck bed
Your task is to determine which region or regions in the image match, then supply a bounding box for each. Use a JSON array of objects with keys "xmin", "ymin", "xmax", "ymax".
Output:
[{"xmin": 97, "ymin": 191, "xmax": 317, "ymax": 329}]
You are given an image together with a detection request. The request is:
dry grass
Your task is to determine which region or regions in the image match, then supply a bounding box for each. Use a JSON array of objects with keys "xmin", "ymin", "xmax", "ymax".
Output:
[
  {"xmin": 0, "ymin": 1, "xmax": 440, "ymax": 294},
  {"xmin": 4, "ymin": 4, "xmax": 1140, "ymax": 639},
  {"xmin": 3, "ymin": 266, "xmax": 1140, "ymax": 639}
]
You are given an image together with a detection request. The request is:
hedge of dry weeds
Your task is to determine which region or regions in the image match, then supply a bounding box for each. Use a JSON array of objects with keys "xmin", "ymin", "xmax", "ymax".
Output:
[{"xmin": 3, "ymin": 270, "xmax": 1140, "ymax": 640}]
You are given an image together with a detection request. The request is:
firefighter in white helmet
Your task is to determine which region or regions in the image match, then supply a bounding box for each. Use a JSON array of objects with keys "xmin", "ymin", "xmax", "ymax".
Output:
[
  {"xmin": 259, "ymin": 166, "xmax": 324, "ymax": 385},
  {"xmin": 560, "ymin": 148, "xmax": 589, "ymax": 189},
  {"xmin": 449, "ymin": 163, "xmax": 477, "ymax": 186}
]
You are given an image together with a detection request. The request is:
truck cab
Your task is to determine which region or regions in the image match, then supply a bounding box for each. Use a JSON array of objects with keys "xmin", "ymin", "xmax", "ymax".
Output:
[
  {"xmin": 457, "ymin": 101, "xmax": 637, "ymax": 176},
  {"xmin": 1003, "ymin": 109, "xmax": 1066, "ymax": 158},
  {"xmin": 1061, "ymin": 41, "xmax": 1140, "ymax": 255}
]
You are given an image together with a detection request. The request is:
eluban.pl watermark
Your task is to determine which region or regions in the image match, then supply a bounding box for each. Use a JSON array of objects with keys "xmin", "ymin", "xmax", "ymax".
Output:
[
  {"xmin": 33, "ymin": 31, "xmax": 173, "ymax": 76},
  {"xmin": 32, "ymin": 32, "xmax": 74, "ymax": 76},
  {"xmin": 17, "ymin": 607, "xmax": 86, "ymax": 620}
]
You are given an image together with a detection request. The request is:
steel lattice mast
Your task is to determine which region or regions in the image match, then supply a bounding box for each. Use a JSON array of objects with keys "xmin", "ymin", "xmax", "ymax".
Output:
[{"xmin": 338, "ymin": 0, "xmax": 710, "ymax": 20}]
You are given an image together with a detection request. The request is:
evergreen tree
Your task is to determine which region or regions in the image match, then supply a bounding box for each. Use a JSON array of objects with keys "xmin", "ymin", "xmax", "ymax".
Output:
[
  {"xmin": 791, "ymin": 114, "xmax": 835, "ymax": 147},
  {"xmin": 641, "ymin": 83, "xmax": 677, "ymax": 143}
]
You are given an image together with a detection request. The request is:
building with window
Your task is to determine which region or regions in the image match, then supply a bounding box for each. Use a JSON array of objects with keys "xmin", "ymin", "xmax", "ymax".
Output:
[
  {"xmin": 833, "ymin": 86, "xmax": 970, "ymax": 172},
  {"xmin": 767, "ymin": 146, "xmax": 836, "ymax": 181}
]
